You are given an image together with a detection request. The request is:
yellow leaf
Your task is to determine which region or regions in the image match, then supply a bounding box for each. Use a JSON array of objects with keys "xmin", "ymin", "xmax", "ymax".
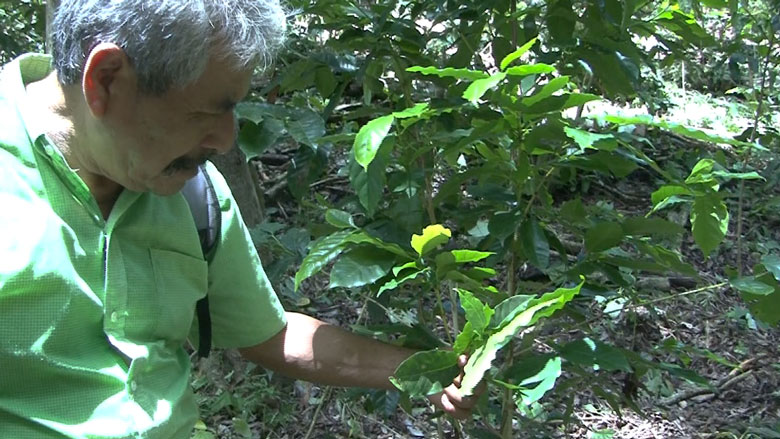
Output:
[{"xmin": 411, "ymin": 225, "xmax": 452, "ymax": 257}]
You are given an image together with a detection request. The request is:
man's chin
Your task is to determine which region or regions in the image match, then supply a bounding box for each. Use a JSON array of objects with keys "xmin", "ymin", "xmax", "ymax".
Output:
[{"xmin": 148, "ymin": 172, "xmax": 195, "ymax": 196}]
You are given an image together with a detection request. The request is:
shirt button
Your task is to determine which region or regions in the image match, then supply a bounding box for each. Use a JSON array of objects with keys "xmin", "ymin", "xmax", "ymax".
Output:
[
  {"xmin": 110, "ymin": 311, "xmax": 119, "ymax": 323},
  {"xmin": 130, "ymin": 381, "xmax": 138, "ymax": 392}
]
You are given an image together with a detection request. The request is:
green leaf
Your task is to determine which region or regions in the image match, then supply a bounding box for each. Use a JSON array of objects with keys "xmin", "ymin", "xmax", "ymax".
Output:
[
  {"xmin": 237, "ymin": 119, "xmax": 284, "ymax": 160},
  {"xmin": 731, "ymin": 277, "xmax": 775, "ymax": 296},
  {"xmin": 392, "ymin": 103, "xmax": 429, "ymax": 119},
  {"xmin": 287, "ymin": 111, "xmax": 326, "ymax": 148},
  {"xmin": 314, "ymin": 67, "xmax": 337, "ymax": 97},
  {"xmin": 411, "ymin": 225, "xmax": 452, "ymax": 257},
  {"xmin": 520, "ymin": 218, "xmax": 550, "ymax": 270},
  {"xmin": 711, "ymin": 170, "xmax": 763, "ymax": 181},
  {"xmin": 406, "ymin": 66, "xmax": 489, "ymax": 81},
  {"xmin": 522, "ymin": 76, "xmax": 569, "ymax": 106},
  {"xmin": 761, "ymin": 254, "xmax": 780, "ymax": 281},
  {"xmin": 453, "ymin": 321, "xmax": 475, "ymax": 355},
  {"xmin": 623, "ymin": 217, "xmax": 685, "ymax": 238},
  {"xmin": 349, "ymin": 151, "xmax": 387, "ymax": 218},
  {"xmin": 459, "ymin": 281, "xmax": 582, "ymax": 396},
  {"xmin": 450, "ymin": 250, "xmax": 494, "ymax": 263},
  {"xmin": 463, "ymin": 72, "xmax": 507, "ymax": 104},
  {"xmin": 325, "ymin": 209, "xmax": 356, "ymax": 229},
  {"xmin": 585, "ymin": 222, "xmax": 624, "ymax": 253},
  {"xmin": 295, "ymin": 230, "xmax": 353, "ymax": 290},
  {"xmin": 488, "ymin": 210, "xmax": 522, "ymax": 242},
  {"xmin": 560, "ymin": 338, "xmax": 632, "ymax": 372},
  {"xmin": 517, "ymin": 357, "xmax": 562, "ymax": 406},
  {"xmin": 354, "ymin": 115, "xmax": 394, "ymax": 170},
  {"xmin": 651, "ymin": 185, "xmax": 692, "ymax": 207},
  {"xmin": 588, "ymin": 429, "xmax": 616, "ymax": 439},
  {"xmin": 560, "ymin": 198, "xmax": 589, "ymax": 226},
  {"xmin": 329, "ymin": 246, "xmax": 395, "ymax": 289},
  {"xmin": 505, "ymin": 64, "xmax": 556, "ymax": 77},
  {"xmin": 564, "ymin": 127, "xmax": 615, "ymax": 151},
  {"xmin": 458, "ymin": 289, "xmax": 494, "ymax": 335},
  {"xmin": 596, "ymin": 114, "xmax": 764, "ymax": 151},
  {"xmin": 391, "ymin": 350, "xmax": 460, "ymax": 397},
  {"xmin": 563, "ymin": 93, "xmax": 602, "ymax": 109},
  {"xmin": 499, "ymin": 37, "xmax": 538, "ymax": 71},
  {"xmin": 344, "ymin": 232, "xmax": 410, "ymax": 258},
  {"xmin": 490, "ymin": 295, "xmax": 535, "ymax": 329},
  {"xmin": 691, "ymin": 194, "xmax": 729, "ymax": 258},
  {"xmin": 378, "ymin": 268, "xmax": 428, "ymax": 297}
]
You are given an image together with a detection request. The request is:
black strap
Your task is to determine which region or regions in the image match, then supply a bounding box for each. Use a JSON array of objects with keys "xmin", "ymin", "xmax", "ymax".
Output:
[{"xmin": 181, "ymin": 165, "xmax": 221, "ymax": 358}]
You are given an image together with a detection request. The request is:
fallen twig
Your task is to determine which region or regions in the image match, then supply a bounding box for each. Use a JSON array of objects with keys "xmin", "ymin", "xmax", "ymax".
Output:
[{"xmin": 660, "ymin": 355, "xmax": 768, "ymax": 407}]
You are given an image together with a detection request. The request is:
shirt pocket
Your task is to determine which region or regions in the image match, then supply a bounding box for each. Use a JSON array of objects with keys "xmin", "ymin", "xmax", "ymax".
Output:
[{"xmin": 149, "ymin": 248, "xmax": 208, "ymax": 343}]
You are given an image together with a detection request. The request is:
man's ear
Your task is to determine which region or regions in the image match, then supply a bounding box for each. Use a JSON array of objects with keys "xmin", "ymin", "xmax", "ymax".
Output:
[{"xmin": 82, "ymin": 43, "xmax": 135, "ymax": 117}]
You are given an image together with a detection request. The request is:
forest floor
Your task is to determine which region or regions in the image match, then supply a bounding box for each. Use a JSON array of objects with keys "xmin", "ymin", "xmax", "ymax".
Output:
[{"xmin": 191, "ymin": 92, "xmax": 780, "ymax": 438}]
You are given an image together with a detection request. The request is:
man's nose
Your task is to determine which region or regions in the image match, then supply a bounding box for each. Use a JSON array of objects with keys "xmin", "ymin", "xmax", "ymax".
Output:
[{"xmin": 204, "ymin": 110, "xmax": 238, "ymax": 155}]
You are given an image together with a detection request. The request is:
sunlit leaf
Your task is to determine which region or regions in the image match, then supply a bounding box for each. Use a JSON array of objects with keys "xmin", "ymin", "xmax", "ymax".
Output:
[
  {"xmin": 406, "ymin": 66, "xmax": 489, "ymax": 80},
  {"xmin": 463, "ymin": 72, "xmax": 507, "ymax": 104},
  {"xmin": 378, "ymin": 268, "xmax": 428, "ymax": 297},
  {"xmin": 411, "ymin": 225, "xmax": 452, "ymax": 257},
  {"xmin": 392, "ymin": 103, "xmax": 430, "ymax": 119},
  {"xmin": 651, "ymin": 184, "xmax": 692, "ymax": 207},
  {"xmin": 499, "ymin": 37, "xmax": 539, "ymax": 70},
  {"xmin": 564, "ymin": 127, "xmax": 615, "ymax": 151},
  {"xmin": 505, "ymin": 64, "xmax": 556, "ymax": 76},
  {"xmin": 450, "ymin": 250, "xmax": 495, "ymax": 263},
  {"xmin": 517, "ymin": 357, "xmax": 562, "ymax": 406},
  {"xmin": 459, "ymin": 281, "xmax": 582, "ymax": 396},
  {"xmin": 596, "ymin": 114, "xmax": 766, "ymax": 151},
  {"xmin": 354, "ymin": 115, "xmax": 394, "ymax": 170},
  {"xmin": 522, "ymin": 76, "xmax": 569, "ymax": 106},
  {"xmin": 490, "ymin": 295, "xmax": 535, "ymax": 329},
  {"xmin": 589, "ymin": 429, "xmax": 616, "ymax": 439}
]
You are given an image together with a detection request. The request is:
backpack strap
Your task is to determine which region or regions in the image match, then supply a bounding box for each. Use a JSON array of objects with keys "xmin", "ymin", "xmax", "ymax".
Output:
[{"xmin": 180, "ymin": 164, "xmax": 221, "ymax": 358}]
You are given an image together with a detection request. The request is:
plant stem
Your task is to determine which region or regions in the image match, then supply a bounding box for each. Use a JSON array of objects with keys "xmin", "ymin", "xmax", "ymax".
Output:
[
  {"xmin": 449, "ymin": 287, "xmax": 460, "ymax": 339},
  {"xmin": 735, "ymin": 27, "xmax": 775, "ymax": 275},
  {"xmin": 435, "ymin": 284, "xmax": 454, "ymax": 344},
  {"xmin": 303, "ymin": 386, "xmax": 332, "ymax": 439},
  {"xmin": 499, "ymin": 342, "xmax": 516, "ymax": 438},
  {"xmin": 634, "ymin": 282, "xmax": 728, "ymax": 308}
]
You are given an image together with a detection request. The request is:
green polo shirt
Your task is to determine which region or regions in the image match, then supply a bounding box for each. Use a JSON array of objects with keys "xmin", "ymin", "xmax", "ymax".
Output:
[{"xmin": 0, "ymin": 54, "xmax": 287, "ymax": 438}]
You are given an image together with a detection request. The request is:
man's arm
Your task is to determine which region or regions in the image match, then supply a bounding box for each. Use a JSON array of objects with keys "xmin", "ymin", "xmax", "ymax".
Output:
[{"xmin": 238, "ymin": 312, "xmax": 480, "ymax": 419}]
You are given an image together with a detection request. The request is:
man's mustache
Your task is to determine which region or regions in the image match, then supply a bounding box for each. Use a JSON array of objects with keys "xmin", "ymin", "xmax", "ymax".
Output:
[
  {"xmin": 162, "ymin": 153, "xmax": 214, "ymax": 176},
  {"xmin": 162, "ymin": 120, "xmax": 240, "ymax": 177}
]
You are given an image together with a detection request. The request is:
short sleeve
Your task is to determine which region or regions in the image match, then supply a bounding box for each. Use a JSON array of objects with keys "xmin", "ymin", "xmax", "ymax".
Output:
[{"xmin": 193, "ymin": 162, "xmax": 287, "ymax": 349}]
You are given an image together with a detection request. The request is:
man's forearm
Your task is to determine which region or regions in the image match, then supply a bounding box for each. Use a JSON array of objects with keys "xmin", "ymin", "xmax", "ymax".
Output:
[{"xmin": 239, "ymin": 312, "xmax": 415, "ymax": 389}]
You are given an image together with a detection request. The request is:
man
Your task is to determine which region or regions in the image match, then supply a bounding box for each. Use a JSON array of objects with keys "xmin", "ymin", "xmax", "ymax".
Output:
[{"xmin": 0, "ymin": 1, "xmax": 480, "ymax": 438}]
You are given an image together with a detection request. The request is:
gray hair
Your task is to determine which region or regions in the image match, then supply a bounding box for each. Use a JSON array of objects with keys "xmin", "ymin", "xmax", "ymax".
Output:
[{"xmin": 52, "ymin": 0, "xmax": 287, "ymax": 94}]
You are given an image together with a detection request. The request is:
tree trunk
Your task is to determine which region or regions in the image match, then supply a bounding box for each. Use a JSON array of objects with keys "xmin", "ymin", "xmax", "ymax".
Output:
[{"xmin": 211, "ymin": 150, "xmax": 265, "ymax": 228}]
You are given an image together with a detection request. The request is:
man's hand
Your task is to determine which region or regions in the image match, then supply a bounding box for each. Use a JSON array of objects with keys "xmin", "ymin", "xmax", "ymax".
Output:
[{"xmin": 426, "ymin": 354, "xmax": 486, "ymax": 420}]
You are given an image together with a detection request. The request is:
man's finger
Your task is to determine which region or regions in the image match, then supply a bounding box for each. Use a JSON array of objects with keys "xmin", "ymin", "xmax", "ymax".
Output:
[{"xmin": 438, "ymin": 393, "xmax": 471, "ymax": 420}]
